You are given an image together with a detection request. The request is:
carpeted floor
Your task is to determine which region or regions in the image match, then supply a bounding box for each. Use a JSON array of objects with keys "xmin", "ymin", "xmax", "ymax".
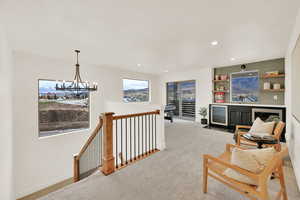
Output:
[{"xmin": 40, "ymin": 120, "xmax": 300, "ymax": 200}]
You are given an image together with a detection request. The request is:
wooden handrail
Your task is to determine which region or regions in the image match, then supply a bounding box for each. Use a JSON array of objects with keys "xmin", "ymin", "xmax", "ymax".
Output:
[
  {"xmin": 74, "ymin": 116, "xmax": 104, "ymax": 182},
  {"xmin": 75, "ymin": 109, "xmax": 161, "ymax": 181},
  {"xmin": 112, "ymin": 110, "xmax": 160, "ymax": 120},
  {"xmin": 77, "ymin": 117, "xmax": 103, "ymax": 158}
]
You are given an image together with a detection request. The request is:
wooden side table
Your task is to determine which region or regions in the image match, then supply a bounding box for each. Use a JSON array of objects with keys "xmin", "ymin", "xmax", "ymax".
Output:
[{"xmin": 242, "ymin": 133, "xmax": 278, "ymax": 149}]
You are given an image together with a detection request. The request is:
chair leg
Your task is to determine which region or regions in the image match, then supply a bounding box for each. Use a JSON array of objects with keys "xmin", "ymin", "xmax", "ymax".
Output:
[
  {"xmin": 278, "ymin": 164, "xmax": 288, "ymax": 200},
  {"xmin": 236, "ymin": 133, "xmax": 241, "ymax": 146},
  {"xmin": 259, "ymin": 183, "xmax": 270, "ymax": 200},
  {"xmin": 203, "ymin": 157, "xmax": 208, "ymax": 193}
]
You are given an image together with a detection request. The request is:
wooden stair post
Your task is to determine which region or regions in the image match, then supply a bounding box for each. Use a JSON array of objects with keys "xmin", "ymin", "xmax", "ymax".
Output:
[
  {"xmin": 73, "ymin": 155, "xmax": 79, "ymax": 182},
  {"xmin": 101, "ymin": 112, "xmax": 115, "ymax": 175}
]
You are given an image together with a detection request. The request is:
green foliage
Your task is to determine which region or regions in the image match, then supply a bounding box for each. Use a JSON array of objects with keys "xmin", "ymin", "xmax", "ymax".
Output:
[{"xmin": 199, "ymin": 107, "xmax": 207, "ymax": 118}]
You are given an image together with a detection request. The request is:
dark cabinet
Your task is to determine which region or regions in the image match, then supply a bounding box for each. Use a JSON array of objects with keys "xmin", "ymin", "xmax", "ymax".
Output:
[
  {"xmin": 209, "ymin": 104, "xmax": 286, "ymax": 141},
  {"xmin": 228, "ymin": 106, "xmax": 252, "ymax": 127}
]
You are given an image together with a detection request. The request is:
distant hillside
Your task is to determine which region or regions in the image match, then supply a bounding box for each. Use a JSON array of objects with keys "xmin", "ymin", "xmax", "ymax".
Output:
[{"xmin": 124, "ymin": 88, "xmax": 148, "ymax": 93}]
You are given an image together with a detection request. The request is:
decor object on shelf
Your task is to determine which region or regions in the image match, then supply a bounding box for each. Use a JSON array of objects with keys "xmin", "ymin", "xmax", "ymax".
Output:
[
  {"xmin": 216, "ymin": 85, "xmax": 226, "ymax": 91},
  {"xmin": 199, "ymin": 107, "xmax": 208, "ymax": 125},
  {"xmin": 265, "ymin": 71, "xmax": 279, "ymax": 76},
  {"xmin": 214, "ymin": 92, "xmax": 225, "ymax": 103},
  {"xmin": 263, "ymin": 82, "xmax": 271, "ymax": 90},
  {"xmin": 231, "ymin": 71, "xmax": 259, "ymax": 103},
  {"xmin": 273, "ymin": 83, "xmax": 281, "ymax": 90},
  {"xmin": 56, "ymin": 50, "xmax": 98, "ymax": 92},
  {"xmin": 220, "ymin": 74, "xmax": 228, "ymax": 81},
  {"xmin": 214, "ymin": 75, "xmax": 220, "ymax": 80}
]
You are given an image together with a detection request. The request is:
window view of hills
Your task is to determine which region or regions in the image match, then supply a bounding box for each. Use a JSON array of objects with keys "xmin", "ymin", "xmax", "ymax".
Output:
[
  {"xmin": 166, "ymin": 81, "xmax": 196, "ymax": 118},
  {"xmin": 231, "ymin": 72, "xmax": 259, "ymax": 103},
  {"xmin": 123, "ymin": 79, "xmax": 149, "ymax": 102},
  {"xmin": 38, "ymin": 80, "xmax": 90, "ymax": 137}
]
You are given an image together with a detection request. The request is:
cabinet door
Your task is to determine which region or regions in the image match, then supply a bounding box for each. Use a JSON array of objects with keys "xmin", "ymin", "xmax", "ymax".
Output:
[
  {"xmin": 240, "ymin": 111, "xmax": 252, "ymax": 125},
  {"xmin": 229, "ymin": 110, "xmax": 241, "ymax": 126}
]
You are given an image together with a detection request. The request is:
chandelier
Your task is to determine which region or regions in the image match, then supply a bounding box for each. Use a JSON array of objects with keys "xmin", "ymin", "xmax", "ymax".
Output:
[{"xmin": 56, "ymin": 50, "xmax": 98, "ymax": 92}]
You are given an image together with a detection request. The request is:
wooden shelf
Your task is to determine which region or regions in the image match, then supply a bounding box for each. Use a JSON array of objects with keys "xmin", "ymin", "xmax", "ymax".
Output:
[
  {"xmin": 213, "ymin": 90, "xmax": 230, "ymax": 93},
  {"xmin": 213, "ymin": 79, "xmax": 229, "ymax": 82},
  {"xmin": 262, "ymin": 89, "xmax": 285, "ymax": 92},
  {"xmin": 261, "ymin": 74, "xmax": 285, "ymax": 79}
]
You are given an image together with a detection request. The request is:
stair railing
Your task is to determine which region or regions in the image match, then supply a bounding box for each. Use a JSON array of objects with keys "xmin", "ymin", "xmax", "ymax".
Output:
[
  {"xmin": 73, "ymin": 116, "xmax": 103, "ymax": 182},
  {"xmin": 74, "ymin": 110, "xmax": 161, "ymax": 181}
]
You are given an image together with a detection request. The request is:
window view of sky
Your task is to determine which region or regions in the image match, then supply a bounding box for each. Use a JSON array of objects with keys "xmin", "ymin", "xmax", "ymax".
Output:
[
  {"xmin": 123, "ymin": 79, "xmax": 149, "ymax": 90},
  {"xmin": 123, "ymin": 79, "xmax": 149, "ymax": 102}
]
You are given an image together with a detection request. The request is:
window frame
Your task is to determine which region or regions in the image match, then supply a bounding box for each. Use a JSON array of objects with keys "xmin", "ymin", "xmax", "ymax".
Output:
[
  {"xmin": 38, "ymin": 78, "xmax": 91, "ymax": 138},
  {"xmin": 230, "ymin": 70, "xmax": 260, "ymax": 103},
  {"xmin": 122, "ymin": 78, "xmax": 151, "ymax": 103}
]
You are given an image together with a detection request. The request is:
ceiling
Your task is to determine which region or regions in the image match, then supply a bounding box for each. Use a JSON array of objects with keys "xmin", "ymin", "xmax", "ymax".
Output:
[{"xmin": 1, "ymin": 0, "xmax": 300, "ymax": 74}]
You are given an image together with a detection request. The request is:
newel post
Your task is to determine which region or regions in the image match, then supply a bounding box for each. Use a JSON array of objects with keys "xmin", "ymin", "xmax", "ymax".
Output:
[
  {"xmin": 73, "ymin": 155, "xmax": 80, "ymax": 182},
  {"xmin": 101, "ymin": 112, "xmax": 115, "ymax": 175}
]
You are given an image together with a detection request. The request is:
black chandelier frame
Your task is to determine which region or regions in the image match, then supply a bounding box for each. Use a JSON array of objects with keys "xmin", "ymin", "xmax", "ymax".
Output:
[{"xmin": 56, "ymin": 50, "xmax": 98, "ymax": 92}]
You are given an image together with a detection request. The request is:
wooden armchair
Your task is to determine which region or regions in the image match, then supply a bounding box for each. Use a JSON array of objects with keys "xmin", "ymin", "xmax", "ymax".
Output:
[
  {"xmin": 203, "ymin": 144, "xmax": 288, "ymax": 200},
  {"xmin": 236, "ymin": 121, "xmax": 285, "ymax": 147}
]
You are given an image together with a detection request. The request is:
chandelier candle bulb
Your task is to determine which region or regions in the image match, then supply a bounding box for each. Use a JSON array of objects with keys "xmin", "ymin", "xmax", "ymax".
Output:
[{"xmin": 55, "ymin": 50, "xmax": 98, "ymax": 92}]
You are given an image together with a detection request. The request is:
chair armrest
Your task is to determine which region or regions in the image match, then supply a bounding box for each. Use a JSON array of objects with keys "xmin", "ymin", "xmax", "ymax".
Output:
[
  {"xmin": 238, "ymin": 131, "xmax": 249, "ymax": 136},
  {"xmin": 203, "ymin": 154, "xmax": 259, "ymax": 180},
  {"xmin": 226, "ymin": 144, "xmax": 247, "ymax": 152},
  {"xmin": 236, "ymin": 125, "xmax": 251, "ymax": 130}
]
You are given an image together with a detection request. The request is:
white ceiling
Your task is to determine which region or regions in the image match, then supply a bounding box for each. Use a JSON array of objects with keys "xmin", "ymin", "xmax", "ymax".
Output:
[{"xmin": 1, "ymin": 0, "xmax": 300, "ymax": 74}]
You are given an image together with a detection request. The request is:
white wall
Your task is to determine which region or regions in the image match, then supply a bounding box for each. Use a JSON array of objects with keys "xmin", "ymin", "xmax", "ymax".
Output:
[
  {"xmin": 160, "ymin": 68, "xmax": 213, "ymax": 122},
  {"xmin": 0, "ymin": 25, "xmax": 14, "ymax": 200},
  {"xmin": 285, "ymin": 8, "xmax": 300, "ymax": 189},
  {"xmin": 12, "ymin": 51, "xmax": 161, "ymax": 198}
]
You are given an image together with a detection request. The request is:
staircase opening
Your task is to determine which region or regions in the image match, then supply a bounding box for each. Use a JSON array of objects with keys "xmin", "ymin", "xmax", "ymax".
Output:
[{"xmin": 73, "ymin": 110, "xmax": 161, "ymax": 182}]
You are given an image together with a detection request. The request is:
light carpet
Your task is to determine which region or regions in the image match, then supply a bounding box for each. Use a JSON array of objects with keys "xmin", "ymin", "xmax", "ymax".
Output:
[{"xmin": 40, "ymin": 120, "xmax": 300, "ymax": 200}]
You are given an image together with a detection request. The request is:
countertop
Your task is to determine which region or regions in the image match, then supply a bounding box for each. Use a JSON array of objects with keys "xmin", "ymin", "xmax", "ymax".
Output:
[{"xmin": 211, "ymin": 103, "xmax": 286, "ymax": 108}]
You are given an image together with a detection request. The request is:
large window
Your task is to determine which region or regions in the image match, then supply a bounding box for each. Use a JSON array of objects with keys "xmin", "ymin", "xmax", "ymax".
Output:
[
  {"xmin": 123, "ymin": 79, "xmax": 150, "ymax": 102},
  {"xmin": 166, "ymin": 80, "xmax": 196, "ymax": 119},
  {"xmin": 38, "ymin": 79, "xmax": 90, "ymax": 137},
  {"xmin": 231, "ymin": 71, "xmax": 259, "ymax": 103}
]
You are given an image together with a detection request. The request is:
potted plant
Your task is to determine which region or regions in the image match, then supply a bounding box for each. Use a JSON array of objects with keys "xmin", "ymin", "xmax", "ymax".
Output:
[{"xmin": 199, "ymin": 107, "xmax": 208, "ymax": 125}]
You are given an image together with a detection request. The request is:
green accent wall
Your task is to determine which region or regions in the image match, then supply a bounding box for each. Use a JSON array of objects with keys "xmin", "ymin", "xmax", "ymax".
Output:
[{"xmin": 214, "ymin": 58, "xmax": 285, "ymax": 105}]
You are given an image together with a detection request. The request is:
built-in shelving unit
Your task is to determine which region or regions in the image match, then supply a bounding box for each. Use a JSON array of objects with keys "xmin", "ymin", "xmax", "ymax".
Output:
[
  {"xmin": 212, "ymin": 77, "xmax": 230, "ymax": 103},
  {"xmin": 213, "ymin": 58, "xmax": 285, "ymax": 104},
  {"xmin": 212, "ymin": 79, "xmax": 229, "ymax": 82},
  {"xmin": 212, "ymin": 90, "xmax": 229, "ymax": 93},
  {"xmin": 261, "ymin": 74, "xmax": 285, "ymax": 79},
  {"xmin": 262, "ymin": 89, "xmax": 285, "ymax": 92}
]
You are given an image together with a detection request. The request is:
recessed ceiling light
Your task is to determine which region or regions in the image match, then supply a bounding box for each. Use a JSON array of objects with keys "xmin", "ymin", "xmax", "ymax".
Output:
[
  {"xmin": 211, "ymin": 40, "xmax": 218, "ymax": 46},
  {"xmin": 137, "ymin": 64, "xmax": 142, "ymax": 67},
  {"xmin": 230, "ymin": 58, "xmax": 236, "ymax": 61},
  {"xmin": 164, "ymin": 70, "xmax": 169, "ymax": 73}
]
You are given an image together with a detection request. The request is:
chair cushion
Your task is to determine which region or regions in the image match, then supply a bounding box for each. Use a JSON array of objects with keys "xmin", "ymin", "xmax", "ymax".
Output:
[
  {"xmin": 249, "ymin": 117, "xmax": 275, "ymax": 135},
  {"xmin": 224, "ymin": 147, "xmax": 276, "ymax": 185}
]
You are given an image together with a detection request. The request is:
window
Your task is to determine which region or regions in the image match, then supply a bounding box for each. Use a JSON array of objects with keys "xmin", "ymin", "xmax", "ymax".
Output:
[
  {"xmin": 231, "ymin": 71, "xmax": 259, "ymax": 103},
  {"xmin": 38, "ymin": 79, "xmax": 90, "ymax": 137},
  {"xmin": 123, "ymin": 79, "xmax": 150, "ymax": 102}
]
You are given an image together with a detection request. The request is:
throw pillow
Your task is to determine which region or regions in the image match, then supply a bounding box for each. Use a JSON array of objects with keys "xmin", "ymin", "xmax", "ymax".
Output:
[
  {"xmin": 249, "ymin": 117, "xmax": 275, "ymax": 135},
  {"xmin": 224, "ymin": 147, "xmax": 276, "ymax": 185}
]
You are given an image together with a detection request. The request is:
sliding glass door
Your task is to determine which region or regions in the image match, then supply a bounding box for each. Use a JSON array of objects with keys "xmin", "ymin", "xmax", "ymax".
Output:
[{"xmin": 166, "ymin": 80, "xmax": 196, "ymax": 120}]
